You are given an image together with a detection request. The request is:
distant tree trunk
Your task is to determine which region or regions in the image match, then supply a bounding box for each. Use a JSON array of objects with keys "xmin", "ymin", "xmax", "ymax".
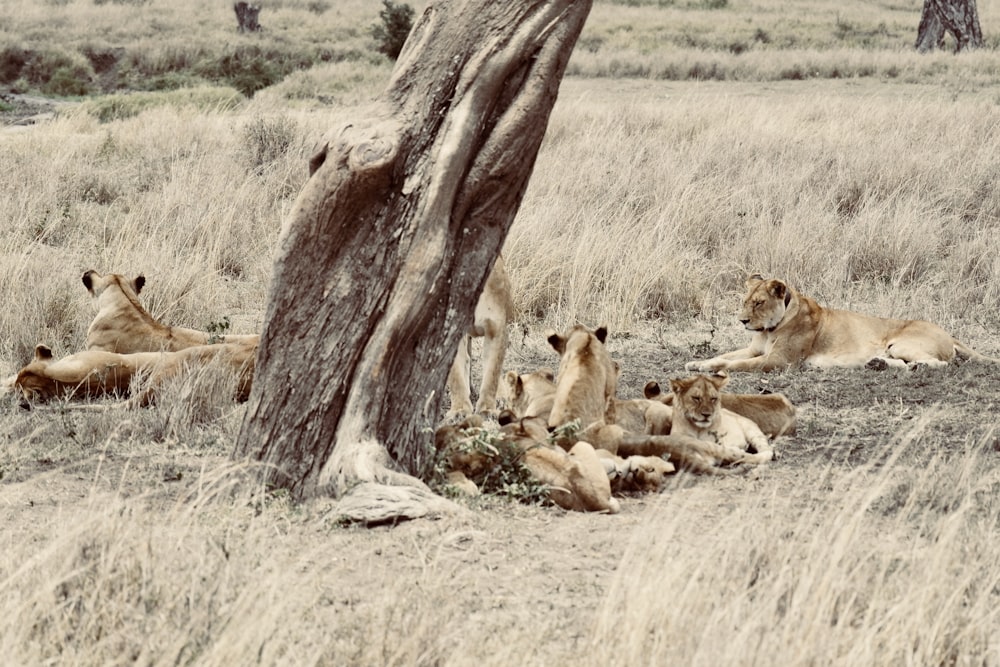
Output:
[
  {"xmin": 234, "ymin": 0, "xmax": 592, "ymax": 521},
  {"xmin": 916, "ymin": 0, "xmax": 982, "ymax": 52},
  {"xmin": 234, "ymin": 2, "xmax": 262, "ymax": 33}
]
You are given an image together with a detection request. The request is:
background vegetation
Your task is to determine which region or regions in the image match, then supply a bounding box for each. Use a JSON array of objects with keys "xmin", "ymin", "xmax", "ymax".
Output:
[{"xmin": 2, "ymin": 0, "xmax": 1000, "ymax": 664}]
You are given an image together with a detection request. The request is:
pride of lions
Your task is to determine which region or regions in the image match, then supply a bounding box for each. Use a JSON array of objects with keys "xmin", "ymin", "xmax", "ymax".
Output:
[{"xmin": 4, "ymin": 269, "xmax": 996, "ymax": 513}]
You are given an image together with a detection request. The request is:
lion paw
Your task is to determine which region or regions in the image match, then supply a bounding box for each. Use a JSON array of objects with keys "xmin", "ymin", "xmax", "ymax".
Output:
[{"xmin": 865, "ymin": 357, "xmax": 889, "ymax": 372}]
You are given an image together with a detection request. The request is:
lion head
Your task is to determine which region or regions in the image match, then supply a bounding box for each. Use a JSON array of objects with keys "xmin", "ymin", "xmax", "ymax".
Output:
[
  {"xmin": 545, "ymin": 325, "xmax": 616, "ymax": 430},
  {"xmin": 739, "ymin": 274, "xmax": 791, "ymax": 332},
  {"xmin": 500, "ymin": 367, "xmax": 556, "ymax": 419},
  {"xmin": 669, "ymin": 372, "xmax": 728, "ymax": 431}
]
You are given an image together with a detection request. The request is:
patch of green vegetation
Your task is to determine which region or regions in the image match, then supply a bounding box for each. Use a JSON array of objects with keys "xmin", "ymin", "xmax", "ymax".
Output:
[
  {"xmin": 79, "ymin": 86, "xmax": 244, "ymax": 123},
  {"xmin": 430, "ymin": 424, "xmax": 550, "ymax": 505}
]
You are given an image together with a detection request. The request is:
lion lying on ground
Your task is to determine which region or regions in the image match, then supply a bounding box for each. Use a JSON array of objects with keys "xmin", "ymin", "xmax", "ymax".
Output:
[
  {"xmin": 435, "ymin": 414, "xmax": 620, "ymax": 513},
  {"xmin": 445, "ymin": 257, "xmax": 514, "ymax": 418},
  {"xmin": 643, "ymin": 378, "xmax": 796, "ymax": 438},
  {"xmin": 687, "ymin": 274, "xmax": 999, "ymax": 373},
  {"xmin": 11, "ymin": 340, "xmax": 256, "ymax": 408},
  {"xmin": 668, "ymin": 373, "xmax": 775, "ymax": 463},
  {"xmin": 83, "ymin": 269, "xmax": 259, "ymax": 353},
  {"xmin": 544, "ymin": 324, "xmax": 769, "ymax": 475}
]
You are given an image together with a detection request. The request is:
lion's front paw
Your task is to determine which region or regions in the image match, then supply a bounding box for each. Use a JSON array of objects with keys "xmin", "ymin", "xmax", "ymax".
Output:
[{"xmin": 685, "ymin": 359, "xmax": 721, "ymax": 372}]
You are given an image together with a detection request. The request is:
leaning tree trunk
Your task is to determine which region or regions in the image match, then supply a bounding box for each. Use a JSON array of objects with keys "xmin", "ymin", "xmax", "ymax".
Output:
[
  {"xmin": 916, "ymin": 0, "xmax": 982, "ymax": 52},
  {"xmin": 234, "ymin": 0, "xmax": 592, "ymax": 521}
]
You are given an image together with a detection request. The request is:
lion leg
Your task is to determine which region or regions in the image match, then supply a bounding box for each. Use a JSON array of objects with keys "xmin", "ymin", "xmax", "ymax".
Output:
[
  {"xmin": 884, "ymin": 336, "xmax": 951, "ymax": 368},
  {"xmin": 618, "ymin": 434, "xmax": 745, "ymax": 475},
  {"xmin": 474, "ymin": 319, "xmax": 507, "ymax": 416},
  {"xmin": 445, "ymin": 335, "xmax": 474, "ymax": 418}
]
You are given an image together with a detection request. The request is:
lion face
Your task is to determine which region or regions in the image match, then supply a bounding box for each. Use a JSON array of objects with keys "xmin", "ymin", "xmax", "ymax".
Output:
[
  {"xmin": 739, "ymin": 275, "xmax": 789, "ymax": 332},
  {"xmin": 670, "ymin": 373, "xmax": 728, "ymax": 430},
  {"xmin": 14, "ymin": 345, "xmax": 60, "ymax": 402}
]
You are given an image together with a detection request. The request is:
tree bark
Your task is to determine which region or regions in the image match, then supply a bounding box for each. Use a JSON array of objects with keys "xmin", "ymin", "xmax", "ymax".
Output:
[
  {"xmin": 233, "ymin": 0, "xmax": 592, "ymax": 518},
  {"xmin": 916, "ymin": 0, "xmax": 982, "ymax": 52},
  {"xmin": 234, "ymin": 2, "xmax": 262, "ymax": 33}
]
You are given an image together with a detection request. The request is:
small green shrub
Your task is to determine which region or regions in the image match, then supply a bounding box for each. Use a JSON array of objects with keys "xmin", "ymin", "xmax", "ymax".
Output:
[
  {"xmin": 43, "ymin": 66, "xmax": 92, "ymax": 96},
  {"xmin": 80, "ymin": 86, "xmax": 244, "ymax": 122},
  {"xmin": 371, "ymin": 0, "xmax": 414, "ymax": 61}
]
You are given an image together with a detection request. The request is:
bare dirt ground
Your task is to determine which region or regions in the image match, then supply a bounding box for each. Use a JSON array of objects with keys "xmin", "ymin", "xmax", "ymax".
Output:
[{"xmin": 2, "ymin": 323, "xmax": 998, "ymax": 662}]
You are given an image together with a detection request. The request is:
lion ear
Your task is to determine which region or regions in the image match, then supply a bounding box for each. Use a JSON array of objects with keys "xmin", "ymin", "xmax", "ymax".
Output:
[
  {"xmin": 82, "ymin": 271, "xmax": 95, "ymax": 292},
  {"xmin": 546, "ymin": 330, "xmax": 566, "ymax": 355},
  {"xmin": 133, "ymin": 275, "xmax": 146, "ymax": 294},
  {"xmin": 538, "ymin": 367, "xmax": 555, "ymax": 382},
  {"xmin": 767, "ymin": 280, "xmax": 787, "ymax": 301},
  {"xmin": 497, "ymin": 409, "xmax": 517, "ymax": 427},
  {"xmin": 595, "ymin": 326, "xmax": 608, "ymax": 344},
  {"xmin": 33, "ymin": 344, "xmax": 54, "ymax": 361},
  {"xmin": 746, "ymin": 273, "xmax": 765, "ymax": 287},
  {"xmin": 669, "ymin": 378, "xmax": 685, "ymax": 395},
  {"xmin": 643, "ymin": 380, "xmax": 662, "ymax": 399},
  {"xmin": 503, "ymin": 370, "xmax": 518, "ymax": 387}
]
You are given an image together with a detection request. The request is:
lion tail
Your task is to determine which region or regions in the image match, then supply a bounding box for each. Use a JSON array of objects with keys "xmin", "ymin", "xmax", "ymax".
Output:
[{"xmin": 953, "ymin": 340, "xmax": 1000, "ymax": 364}]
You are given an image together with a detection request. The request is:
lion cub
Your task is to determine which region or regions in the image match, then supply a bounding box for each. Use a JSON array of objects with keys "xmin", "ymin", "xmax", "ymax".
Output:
[{"xmin": 669, "ymin": 373, "xmax": 775, "ymax": 464}]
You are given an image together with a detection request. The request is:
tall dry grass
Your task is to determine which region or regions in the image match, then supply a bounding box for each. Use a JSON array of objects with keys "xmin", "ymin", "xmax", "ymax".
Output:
[
  {"xmin": 2, "ymin": 415, "xmax": 998, "ymax": 665},
  {"xmin": 2, "ymin": 2, "xmax": 1000, "ymax": 664},
  {"xmin": 589, "ymin": 417, "xmax": 1000, "ymax": 665}
]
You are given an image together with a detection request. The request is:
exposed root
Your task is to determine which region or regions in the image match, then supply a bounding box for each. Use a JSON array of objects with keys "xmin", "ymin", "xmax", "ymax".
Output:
[{"xmin": 328, "ymin": 482, "xmax": 464, "ymax": 526}]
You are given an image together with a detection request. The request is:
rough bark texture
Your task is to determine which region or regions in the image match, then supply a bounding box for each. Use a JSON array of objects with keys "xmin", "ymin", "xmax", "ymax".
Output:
[
  {"xmin": 234, "ymin": 2, "xmax": 262, "ymax": 33},
  {"xmin": 916, "ymin": 0, "xmax": 982, "ymax": 52},
  {"xmin": 234, "ymin": 0, "xmax": 592, "ymax": 513}
]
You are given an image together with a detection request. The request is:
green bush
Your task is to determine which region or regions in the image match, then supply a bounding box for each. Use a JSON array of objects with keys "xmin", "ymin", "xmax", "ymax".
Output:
[
  {"xmin": 80, "ymin": 86, "xmax": 244, "ymax": 122},
  {"xmin": 371, "ymin": 0, "xmax": 414, "ymax": 61}
]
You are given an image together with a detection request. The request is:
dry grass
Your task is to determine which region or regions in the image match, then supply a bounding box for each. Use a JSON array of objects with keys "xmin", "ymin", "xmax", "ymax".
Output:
[{"xmin": 3, "ymin": 1, "xmax": 1000, "ymax": 664}]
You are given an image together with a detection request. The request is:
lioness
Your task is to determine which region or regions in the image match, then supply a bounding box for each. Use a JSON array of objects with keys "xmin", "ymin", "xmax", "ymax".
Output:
[
  {"xmin": 500, "ymin": 367, "xmax": 556, "ymax": 420},
  {"xmin": 546, "ymin": 325, "xmax": 618, "ymax": 430},
  {"xmin": 83, "ymin": 270, "xmax": 260, "ymax": 353},
  {"xmin": 668, "ymin": 373, "xmax": 775, "ymax": 464},
  {"xmin": 446, "ymin": 256, "xmax": 515, "ymax": 418},
  {"xmin": 687, "ymin": 274, "xmax": 998, "ymax": 372},
  {"xmin": 643, "ymin": 379, "xmax": 796, "ymax": 438},
  {"xmin": 435, "ymin": 415, "xmax": 619, "ymax": 513},
  {"xmin": 13, "ymin": 340, "xmax": 256, "ymax": 408}
]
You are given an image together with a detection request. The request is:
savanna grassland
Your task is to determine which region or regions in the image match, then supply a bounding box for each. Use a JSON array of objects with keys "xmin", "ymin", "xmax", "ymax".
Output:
[{"xmin": 3, "ymin": 0, "xmax": 1000, "ymax": 664}]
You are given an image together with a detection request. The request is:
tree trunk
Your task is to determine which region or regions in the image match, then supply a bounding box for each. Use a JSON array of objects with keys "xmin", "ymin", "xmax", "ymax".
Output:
[
  {"xmin": 233, "ymin": 0, "xmax": 592, "ymax": 520},
  {"xmin": 916, "ymin": 0, "xmax": 982, "ymax": 52},
  {"xmin": 234, "ymin": 2, "xmax": 262, "ymax": 33}
]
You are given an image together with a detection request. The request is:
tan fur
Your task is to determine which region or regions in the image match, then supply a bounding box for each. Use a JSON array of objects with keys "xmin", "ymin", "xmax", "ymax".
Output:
[
  {"xmin": 546, "ymin": 325, "xmax": 617, "ymax": 430},
  {"xmin": 669, "ymin": 374, "xmax": 774, "ymax": 464},
  {"xmin": 446, "ymin": 256, "xmax": 515, "ymax": 418},
  {"xmin": 596, "ymin": 450, "xmax": 675, "ymax": 494},
  {"xmin": 13, "ymin": 340, "xmax": 256, "ymax": 408},
  {"xmin": 500, "ymin": 367, "xmax": 556, "ymax": 420},
  {"xmin": 83, "ymin": 269, "xmax": 259, "ymax": 353},
  {"xmin": 434, "ymin": 416, "xmax": 619, "ymax": 513},
  {"xmin": 687, "ymin": 274, "xmax": 999, "ymax": 373},
  {"xmin": 644, "ymin": 379, "xmax": 796, "ymax": 438}
]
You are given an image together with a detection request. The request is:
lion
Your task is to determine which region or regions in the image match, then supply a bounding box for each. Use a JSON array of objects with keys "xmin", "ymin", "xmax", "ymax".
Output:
[
  {"xmin": 446, "ymin": 256, "xmax": 515, "ymax": 418},
  {"xmin": 542, "ymin": 325, "xmax": 752, "ymax": 475},
  {"xmin": 12, "ymin": 340, "xmax": 256, "ymax": 409},
  {"xmin": 668, "ymin": 373, "xmax": 775, "ymax": 464},
  {"xmin": 435, "ymin": 414, "xmax": 619, "ymax": 513},
  {"xmin": 687, "ymin": 274, "xmax": 999, "ymax": 373},
  {"xmin": 500, "ymin": 367, "xmax": 557, "ymax": 420},
  {"xmin": 83, "ymin": 269, "xmax": 259, "ymax": 353},
  {"xmin": 546, "ymin": 325, "xmax": 618, "ymax": 430},
  {"xmin": 643, "ymin": 378, "xmax": 796, "ymax": 438}
]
